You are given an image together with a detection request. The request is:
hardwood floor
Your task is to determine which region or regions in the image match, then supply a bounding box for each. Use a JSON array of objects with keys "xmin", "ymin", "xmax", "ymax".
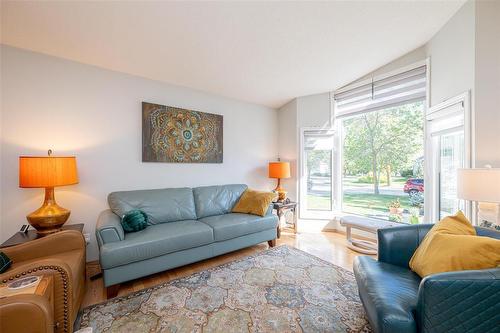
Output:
[{"xmin": 82, "ymin": 230, "xmax": 367, "ymax": 308}]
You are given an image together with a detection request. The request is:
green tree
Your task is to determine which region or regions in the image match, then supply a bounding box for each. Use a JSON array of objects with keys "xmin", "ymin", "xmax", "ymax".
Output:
[{"xmin": 343, "ymin": 102, "xmax": 424, "ymax": 194}]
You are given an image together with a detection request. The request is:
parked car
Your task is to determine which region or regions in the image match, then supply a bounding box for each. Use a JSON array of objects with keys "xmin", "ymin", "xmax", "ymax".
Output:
[{"xmin": 403, "ymin": 178, "xmax": 424, "ymax": 196}]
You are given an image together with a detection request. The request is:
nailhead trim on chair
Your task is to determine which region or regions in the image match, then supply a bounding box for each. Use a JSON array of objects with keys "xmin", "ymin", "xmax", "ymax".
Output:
[{"xmin": 2, "ymin": 265, "xmax": 71, "ymax": 333}]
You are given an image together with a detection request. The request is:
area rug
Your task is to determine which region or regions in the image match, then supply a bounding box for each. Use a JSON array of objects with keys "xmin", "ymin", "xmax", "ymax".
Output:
[{"xmin": 79, "ymin": 245, "xmax": 371, "ymax": 332}]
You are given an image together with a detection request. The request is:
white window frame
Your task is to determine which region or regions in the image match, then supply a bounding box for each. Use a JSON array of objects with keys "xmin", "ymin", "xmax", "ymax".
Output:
[
  {"xmin": 299, "ymin": 128, "xmax": 337, "ymax": 219},
  {"xmin": 424, "ymin": 91, "xmax": 474, "ymax": 223}
]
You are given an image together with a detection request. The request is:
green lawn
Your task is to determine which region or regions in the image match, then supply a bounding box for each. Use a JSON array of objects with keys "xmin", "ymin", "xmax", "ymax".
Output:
[
  {"xmin": 307, "ymin": 195, "xmax": 331, "ymax": 210},
  {"xmin": 307, "ymin": 192, "xmax": 411, "ymax": 215},
  {"xmin": 346, "ymin": 175, "xmax": 407, "ymax": 186},
  {"xmin": 343, "ymin": 193, "xmax": 410, "ymax": 215}
]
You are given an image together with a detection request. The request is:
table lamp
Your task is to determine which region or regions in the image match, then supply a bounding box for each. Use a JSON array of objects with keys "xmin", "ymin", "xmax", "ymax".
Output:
[
  {"xmin": 457, "ymin": 167, "xmax": 500, "ymax": 225},
  {"xmin": 269, "ymin": 161, "xmax": 291, "ymax": 202},
  {"xmin": 19, "ymin": 150, "xmax": 79, "ymax": 234}
]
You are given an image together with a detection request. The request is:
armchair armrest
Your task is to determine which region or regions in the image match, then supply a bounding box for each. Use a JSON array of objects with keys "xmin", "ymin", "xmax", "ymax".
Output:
[
  {"xmin": 0, "ymin": 257, "xmax": 77, "ymax": 333},
  {"xmin": 0, "ymin": 294, "xmax": 54, "ymax": 333},
  {"xmin": 96, "ymin": 209, "xmax": 124, "ymax": 246},
  {"xmin": 1, "ymin": 230, "xmax": 85, "ymax": 263},
  {"xmin": 416, "ymin": 268, "xmax": 500, "ymax": 333},
  {"xmin": 377, "ymin": 224, "xmax": 433, "ymax": 268}
]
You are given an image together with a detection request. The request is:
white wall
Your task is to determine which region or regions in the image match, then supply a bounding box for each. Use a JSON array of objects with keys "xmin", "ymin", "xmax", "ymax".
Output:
[
  {"xmin": 0, "ymin": 45, "xmax": 278, "ymax": 260},
  {"xmin": 277, "ymin": 99, "xmax": 298, "ymax": 201},
  {"xmin": 474, "ymin": 0, "xmax": 500, "ymax": 167},
  {"xmin": 277, "ymin": 92, "xmax": 332, "ymax": 203},
  {"xmin": 425, "ymin": 0, "xmax": 476, "ymax": 107}
]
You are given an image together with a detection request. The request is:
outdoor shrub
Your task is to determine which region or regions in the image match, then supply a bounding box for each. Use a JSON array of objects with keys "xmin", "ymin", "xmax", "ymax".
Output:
[
  {"xmin": 400, "ymin": 169, "xmax": 414, "ymax": 178},
  {"xmin": 409, "ymin": 192, "xmax": 424, "ymax": 207}
]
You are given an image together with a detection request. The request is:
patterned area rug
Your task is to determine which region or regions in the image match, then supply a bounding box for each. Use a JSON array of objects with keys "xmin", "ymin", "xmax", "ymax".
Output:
[{"xmin": 79, "ymin": 246, "xmax": 371, "ymax": 332}]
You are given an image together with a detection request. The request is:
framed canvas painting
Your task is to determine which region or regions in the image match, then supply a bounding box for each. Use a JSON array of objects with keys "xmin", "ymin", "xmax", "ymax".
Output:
[{"xmin": 142, "ymin": 102, "xmax": 223, "ymax": 163}]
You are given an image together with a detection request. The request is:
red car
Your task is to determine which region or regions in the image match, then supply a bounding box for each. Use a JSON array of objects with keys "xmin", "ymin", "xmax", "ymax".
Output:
[{"xmin": 403, "ymin": 178, "xmax": 424, "ymax": 196}]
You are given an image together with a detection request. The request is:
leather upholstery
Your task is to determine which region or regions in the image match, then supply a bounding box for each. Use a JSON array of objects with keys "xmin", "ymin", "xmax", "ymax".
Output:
[
  {"xmin": 378, "ymin": 224, "xmax": 432, "ymax": 268},
  {"xmin": 99, "ymin": 220, "xmax": 214, "ymax": 269},
  {"xmin": 96, "ymin": 209, "xmax": 124, "ymax": 246},
  {"xmin": 0, "ymin": 294, "xmax": 54, "ymax": 333},
  {"xmin": 108, "ymin": 187, "xmax": 197, "ymax": 224},
  {"xmin": 199, "ymin": 213, "xmax": 278, "ymax": 241},
  {"xmin": 97, "ymin": 184, "xmax": 278, "ymax": 290},
  {"xmin": 102, "ymin": 228, "xmax": 277, "ymax": 287},
  {"xmin": 354, "ymin": 256, "xmax": 420, "ymax": 333},
  {"xmin": 0, "ymin": 230, "xmax": 86, "ymax": 333},
  {"xmin": 355, "ymin": 224, "xmax": 500, "ymax": 333},
  {"xmin": 193, "ymin": 184, "xmax": 247, "ymax": 218},
  {"xmin": 417, "ymin": 269, "xmax": 500, "ymax": 333}
]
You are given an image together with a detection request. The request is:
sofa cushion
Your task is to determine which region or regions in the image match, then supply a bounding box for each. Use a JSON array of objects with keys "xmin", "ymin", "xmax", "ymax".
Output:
[
  {"xmin": 193, "ymin": 184, "xmax": 248, "ymax": 218},
  {"xmin": 108, "ymin": 188, "xmax": 197, "ymax": 224},
  {"xmin": 99, "ymin": 220, "xmax": 213, "ymax": 269},
  {"xmin": 199, "ymin": 213, "xmax": 278, "ymax": 241},
  {"xmin": 353, "ymin": 256, "xmax": 421, "ymax": 333}
]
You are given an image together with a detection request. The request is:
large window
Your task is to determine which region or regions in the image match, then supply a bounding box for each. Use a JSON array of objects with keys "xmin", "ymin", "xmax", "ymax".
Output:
[
  {"xmin": 333, "ymin": 63, "xmax": 427, "ymax": 223},
  {"xmin": 341, "ymin": 102, "xmax": 425, "ymax": 222}
]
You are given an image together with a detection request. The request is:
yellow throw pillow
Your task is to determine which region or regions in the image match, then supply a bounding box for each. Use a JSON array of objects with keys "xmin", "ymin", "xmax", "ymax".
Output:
[
  {"xmin": 410, "ymin": 211, "xmax": 500, "ymax": 277},
  {"xmin": 425, "ymin": 210, "xmax": 476, "ymax": 236},
  {"xmin": 232, "ymin": 189, "xmax": 277, "ymax": 217}
]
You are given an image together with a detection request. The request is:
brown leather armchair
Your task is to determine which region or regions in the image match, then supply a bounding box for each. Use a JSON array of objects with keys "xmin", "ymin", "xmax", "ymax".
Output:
[{"xmin": 0, "ymin": 230, "xmax": 86, "ymax": 333}]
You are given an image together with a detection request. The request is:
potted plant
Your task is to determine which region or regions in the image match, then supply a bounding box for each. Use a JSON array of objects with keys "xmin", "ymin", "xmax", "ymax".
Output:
[
  {"xmin": 388, "ymin": 198, "xmax": 403, "ymax": 215},
  {"xmin": 409, "ymin": 207, "xmax": 420, "ymax": 224}
]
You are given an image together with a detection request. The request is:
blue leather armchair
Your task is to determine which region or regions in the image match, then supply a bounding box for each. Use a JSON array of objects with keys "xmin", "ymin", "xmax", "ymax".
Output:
[{"xmin": 354, "ymin": 224, "xmax": 500, "ymax": 333}]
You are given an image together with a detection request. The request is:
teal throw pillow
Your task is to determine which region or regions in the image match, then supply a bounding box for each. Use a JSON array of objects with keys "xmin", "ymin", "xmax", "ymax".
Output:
[
  {"xmin": 0, "ymin": 251, "xmax": 12, "ymax": 273},
  {"xmin": 121, "ymin": 210, "xmax": 148, "ymax": 233}
]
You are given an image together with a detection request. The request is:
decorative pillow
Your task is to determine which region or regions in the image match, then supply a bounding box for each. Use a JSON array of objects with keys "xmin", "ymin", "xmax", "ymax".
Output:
[
  {"xmin": 410, "ymin": 211, "xmax": 500, "ymax": 277},
  {"xmin": 0, "ymin": 251, "xmax": 12, "ymax": 273},
  {"xmin": 232, "ymin": 189, "xmax": 277, "ymax": 217},
  {"xmin": 121, "ymin": 209, "xmax": 148, "ymax": 233}
]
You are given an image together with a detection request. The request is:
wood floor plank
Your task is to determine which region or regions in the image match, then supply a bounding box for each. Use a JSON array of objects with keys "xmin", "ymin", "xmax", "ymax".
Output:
[{"xmin": 81, "ymin": 231, "xmax": 370, "ymax": 308}]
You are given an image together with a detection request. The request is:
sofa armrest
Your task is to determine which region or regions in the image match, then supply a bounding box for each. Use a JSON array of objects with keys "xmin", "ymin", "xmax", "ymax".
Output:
[
  {"xmin": 416, "ymin": 268, "xmax": 500, "ymax": 333},
  {"xmin": 266, "ymin": 203, "xmax": 274, "ymax": 217},
  {"xmin": 96, "ymin": 210, "xmax": 124, "ymax": 246},
  {"xmin": 377, "ymin": 224, "xmax": 433, "ymax": 268}
]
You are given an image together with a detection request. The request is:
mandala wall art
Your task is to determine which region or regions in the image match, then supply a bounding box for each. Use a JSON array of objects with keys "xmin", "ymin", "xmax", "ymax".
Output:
[{"xmin": 142, "ymin": 102, "xmax": 223, "ymax": 163}]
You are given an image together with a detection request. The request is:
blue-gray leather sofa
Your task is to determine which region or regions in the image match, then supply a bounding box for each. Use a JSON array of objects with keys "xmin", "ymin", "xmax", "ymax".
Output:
[
  {"xmin": 95, "ymin": 184, "xmax": 278, "ymax": 297},
  {"xmin": 354, "ymin": 224, "xmax": 500, "ymax": 333}
]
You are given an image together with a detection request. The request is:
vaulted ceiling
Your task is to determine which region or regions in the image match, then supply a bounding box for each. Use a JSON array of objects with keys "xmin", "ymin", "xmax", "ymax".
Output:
[{"xmin": 1, "ymin": 1, "xmax": 465, "ymax": 108}]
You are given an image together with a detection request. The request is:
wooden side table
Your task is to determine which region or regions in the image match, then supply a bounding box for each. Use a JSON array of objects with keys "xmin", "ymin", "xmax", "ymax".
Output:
[
  {"xmin": 0, "ymin": 224, "xmax": 84, "ymax": 248},
  {"xmin": 273, "ymin": 201, "xmax": 298, "ymax": 237}
]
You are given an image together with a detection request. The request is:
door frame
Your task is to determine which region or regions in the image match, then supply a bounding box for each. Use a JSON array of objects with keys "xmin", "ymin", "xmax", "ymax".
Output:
[
  {"xmin": 424, "ymin": 91, "xmax": 474, "ymax": 223},
  {"xmin": 299, "ymin": 127, "xmax": 337, "ymax": 219}
]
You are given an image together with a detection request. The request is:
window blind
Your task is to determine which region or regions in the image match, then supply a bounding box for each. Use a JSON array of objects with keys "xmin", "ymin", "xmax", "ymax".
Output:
[
  {"xmin": 303, "ymin": 131, "xmax": 335, "ymax": 151},
  {"xmin": 334, "ymin": 64, "xmax": 426, "ymax": 118}
]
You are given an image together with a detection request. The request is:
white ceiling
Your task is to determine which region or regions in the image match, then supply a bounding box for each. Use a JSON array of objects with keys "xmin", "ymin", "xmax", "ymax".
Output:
[{"xmin": 1, "ymin": 1, "xmax": 464, "ymax": 109}]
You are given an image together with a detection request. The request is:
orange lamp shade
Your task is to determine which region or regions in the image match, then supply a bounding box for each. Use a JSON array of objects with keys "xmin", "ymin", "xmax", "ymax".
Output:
[
  {"xmin": 19, "ymin": 156, "xmax": 79, "ymax": 188},
  {"xmin": 268, "ymin": 162, "xmax": 291, "ymax": 179}
]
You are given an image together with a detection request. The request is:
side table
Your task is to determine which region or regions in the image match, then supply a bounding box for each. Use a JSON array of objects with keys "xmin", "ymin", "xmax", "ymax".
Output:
[
  {"xmin": 0, "ymin": 224, "xmax": 84, "ymax": 248},
  {"xmin": 273, "ymin": 201, "xmax": 298, "ymax": 237}
]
